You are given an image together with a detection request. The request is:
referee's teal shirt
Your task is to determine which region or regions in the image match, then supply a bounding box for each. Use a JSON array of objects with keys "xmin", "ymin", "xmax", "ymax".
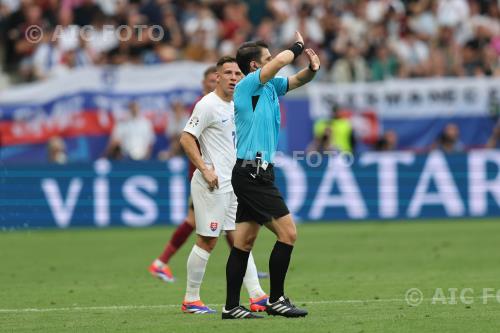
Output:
[{"xmin": 234, "ymin": 68, "xmax": 288, "ymax": 163}]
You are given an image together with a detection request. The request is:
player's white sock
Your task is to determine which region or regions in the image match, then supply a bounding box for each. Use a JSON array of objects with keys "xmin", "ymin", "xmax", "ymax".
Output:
[
  {"xmin": 185, "ymin": 245, "xmax": 210, "ymax": 302},
  {"xmin": 243, "ymin": 252, "xmax": 266, "ymax": 299}
]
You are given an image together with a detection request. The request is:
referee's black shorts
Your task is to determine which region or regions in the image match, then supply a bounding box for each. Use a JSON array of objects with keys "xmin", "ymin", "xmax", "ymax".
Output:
[{"xmin": 231, "ymin": 158, "xmax": 290, "ymax": 225}]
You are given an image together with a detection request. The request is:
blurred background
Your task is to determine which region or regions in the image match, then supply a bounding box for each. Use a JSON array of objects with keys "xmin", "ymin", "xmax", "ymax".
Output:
[
  {"xmin": 0, "ymin": 0, "xmax": 499, "ymax": 228},
  {"xmin": 2, "ymin": 0, "xmax": 500, "ymax": 83}
]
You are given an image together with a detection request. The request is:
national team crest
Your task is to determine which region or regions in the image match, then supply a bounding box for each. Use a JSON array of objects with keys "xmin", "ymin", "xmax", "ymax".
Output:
[{"xmin": 210, "ymin": 221, "xmax": 218, "ymax": 232}]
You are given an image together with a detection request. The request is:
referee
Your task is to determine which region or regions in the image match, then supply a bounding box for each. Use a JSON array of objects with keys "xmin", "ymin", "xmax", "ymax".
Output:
[{"xmin": 222, "ymin": 32, "xmax": 320, "ymax": 319}]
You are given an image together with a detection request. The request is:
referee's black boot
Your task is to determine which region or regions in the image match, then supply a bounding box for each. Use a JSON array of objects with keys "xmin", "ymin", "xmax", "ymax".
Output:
[
  {"xmin": 266, "ymin": 296, "xmax": 308, "ymax": 318},
  {"xmin": 222, "ymin": 305, "xmax": 264, "ymax": 319}
]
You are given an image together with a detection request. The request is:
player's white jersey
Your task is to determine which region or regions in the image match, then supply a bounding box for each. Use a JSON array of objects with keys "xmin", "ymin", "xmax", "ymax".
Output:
[{"xmin": 183, "ymin": 91, "xmax": 236, "ymax": 193}]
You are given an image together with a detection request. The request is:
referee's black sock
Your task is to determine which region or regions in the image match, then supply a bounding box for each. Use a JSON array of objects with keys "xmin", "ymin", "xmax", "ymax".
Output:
[
  {"xmin": 269, "ymin": 241, "xmax": 294, "ymax": 303},
  {"xmin": 225, "ymin": 246, "xmax": 250, "ymax": 310}
]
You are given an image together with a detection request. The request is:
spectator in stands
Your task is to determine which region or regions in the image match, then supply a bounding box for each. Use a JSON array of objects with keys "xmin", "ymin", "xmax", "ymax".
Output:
[
  {"xmin": 339, "ymin": 1, "xmax": 368, "ymax": 47},
  {"xmin": 366, "ymin": 0, "xmax": 404, "ymax": 25},
  {"xmin": 407, "ymin": 0, "xmax": 438, "ymax": 40},
  {"xmin": 56, "ymin": 8, "xmax": 79, "ymax": 52},
  {"xmin": 491, "ymin": 34, "xmax": 500, "ymax": 58},
  {"xmin": 61, "ymin": 44, "xmax": 93, "ymax": 71},
  {"xmin": 94, "ymin": 0, "xmax": 123, "ymax": 17},
  {"xmin": 106, "ymin": 101, "xmax": 155, "ymax": 161},
  {"xmin": 32, "ymin": 24, "xmax": 92, "ymax": 80},
  {"xmin": 436, "ymin": 0, "xmax": 469, "ymax": 33},
  {"xmin": 108, "ymin": 7, "xmax": 152, "ymax": 65},
  {"xmin": 32, "ymin": 26, "xmax": 65, "ymax": 80},
  {"xmin": 219, "ymin": 29, "xmax": 247, "ymax": 59},
  {"xmin": 183, "ymin": 3, "xmax": 218, "ymax": 62},
  {"xmin": 254, "ymin": 17, "xmax": 278, "ymax": 49},
  {"xmin": 141, "ymin": 5, "xmax": 183, "ymax": 65},
  {"xmin": 429, "ymin": 26, "xmax": 464, "ymax": 77},
  {"xmin": 319, "ymin": 9, "xmax": 340, "ymax": 71},
  {"xmin": 159, "ymin": 5, "xmax": 183, "ymax": 49},
  {"xmin": 3, "ymin": 2, "xmax": 37, "ymax": 69},
  {"xmin": 47, "ymin": 136, "xmax": 67, "ymax": 164},
  {"xmin": 313, "ymin": 104, "xmax": 356, "ymax": 153},
  {"xmin": 330, "ymin": 43, "xmax": 369, "ymax": 83},
  {"xmin": 9, "ymin": 3, "xmax": 50, "ymax": 80},
  {"xmin": 370, "ymin": 44, "xmax": 399, "ymax": 81},
  {"xmin": 432, "ymin": 123, "xmax": 464, "ymax": 153},
  {"xmin": 72, "ymin": 0, "xmax": 101, "ymax": 27},
  {"xmin": 462, "ymin": 39, "xmax": 485, "ymax": 76},
  {"xmin": 72, "ymin": 33, "xmax": 96, "ymax": 65},
  {"xmin": 83, "ymin": 11, "xmax": 118, "ymax": 63},
  {"xmin": 0, "ymin": 0, "xmax": 20, "ymax": 18},
  {"xmin": 219, "ymin": 0, "xmax": 252, "ymax": 43},
  {"xmin": 482, "ymin": 45, "xmax": 500, "ymax": 77},
  {"xmin": 281, "ymin": 2, "xmax": 323, "ymax": 47},
  {"xmin": 393, "ymin": 29, "xmax": 431, "ymax": 78},
  {"xmin": 365, "ymin": 22, "xmax": 388, "ymax": 62},
  {"xmin": 307, "ymin": 126, "xmax": 332, "ymax": 154},
  {"xmin": 158, "ymin": 100, "xmax": 189, "ymax": 160},
  {"xmin": 374, "ymin": 130, "xmax": 398, "ymax": 151}
]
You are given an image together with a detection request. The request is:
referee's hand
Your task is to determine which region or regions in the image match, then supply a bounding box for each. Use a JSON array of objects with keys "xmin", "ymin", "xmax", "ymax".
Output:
[
  {"xmin": 305, "ymin": 48, "xmax": 320, "ymax": 71},
  {"xmin": 201, "ymin": 166, "xmax": 219, "ymax": 191}
]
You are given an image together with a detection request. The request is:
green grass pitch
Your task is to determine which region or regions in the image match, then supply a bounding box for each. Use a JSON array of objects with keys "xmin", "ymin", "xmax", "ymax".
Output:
[{"xmin": 1, "ymin": 219, "xmax": 500, "ymax": 332}]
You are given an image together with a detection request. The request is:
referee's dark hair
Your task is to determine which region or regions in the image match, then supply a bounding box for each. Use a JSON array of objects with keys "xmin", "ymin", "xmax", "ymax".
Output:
[
  {"xmin": 216, "ymin": 55, "xmax": 238, "ymax": 69},
  {"xmin": 236, "ymin": 41, "xmax": 268, "ymax": 75}
]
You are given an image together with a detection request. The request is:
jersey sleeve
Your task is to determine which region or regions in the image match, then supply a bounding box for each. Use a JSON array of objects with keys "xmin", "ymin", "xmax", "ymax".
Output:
[
  {"xmin": 183, "ymin": 100, "xmax": 214, "ymax": 139},
  {"xmin": 269, "ymin": 76, "xmax": 289, "ymax": 96},
  {"xmin": 236, "ymin": 68, "xmax": 263, "ymax": 94}
]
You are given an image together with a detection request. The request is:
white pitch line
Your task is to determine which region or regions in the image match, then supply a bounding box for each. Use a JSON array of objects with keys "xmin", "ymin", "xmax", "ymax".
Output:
[
  {"xmin": 0, "ymin": 304, "xmax": 179, "ymax": 314},
  {"xmin": 0, "ymin": 296, "xmax": 497, "ymax": 314}
]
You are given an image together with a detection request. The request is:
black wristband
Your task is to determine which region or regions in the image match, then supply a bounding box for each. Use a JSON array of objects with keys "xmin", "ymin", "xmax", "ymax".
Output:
[
  {"xmin": 288, "ymin": 41, "xmax": 304, "ymax": 60},
  {"xmin": 309, "ymin": 63, "xmax": 320, "ymax": 72}
]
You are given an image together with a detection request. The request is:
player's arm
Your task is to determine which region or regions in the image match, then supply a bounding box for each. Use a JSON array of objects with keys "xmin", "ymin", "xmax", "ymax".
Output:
[
  {"xmin": 145, "ymin": 144, "xmax": 153, "ymax": 159},
  {"xmin": 287, "ymin": 48, "xmax": 321, "ymax": 91},
  {"xmin": 180, "ymin": 132, "xmax": 218, "ymax": 190},
  {"xmin": 181, "ymin": 106, "xmax": 219, "ymax": 190},
  {"xmin": 259, "ymin": 31, "xmax": 305, "ymax": 84},
  {"xmin": 105, "ymin": 126, "xmax": 122, "ymax": 157},
  {"xmin": 105, "ymin": 137, "xmax": 120, "ymax": 157},
  {"xmin": 179, "ymin": 131, "xmax": 206, "ymax": 171}
]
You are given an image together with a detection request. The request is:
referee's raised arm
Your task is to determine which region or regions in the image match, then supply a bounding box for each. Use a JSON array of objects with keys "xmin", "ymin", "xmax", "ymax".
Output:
[{"xmin": 259, "ymin": 31, "xmax": 305, "ymax": 84}]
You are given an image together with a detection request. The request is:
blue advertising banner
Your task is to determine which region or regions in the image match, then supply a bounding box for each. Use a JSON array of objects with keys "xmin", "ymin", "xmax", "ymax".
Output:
[
  {"xmin": 1, "ymin": 151, "xmax": 499, "ymax": 229},
  {"xmin": 274, "ymin": 150, "xmax": 500, "ymax": 221},
  {"xmin": 0, "ymin": 158, "xmax": 188, "ymax": 229}
]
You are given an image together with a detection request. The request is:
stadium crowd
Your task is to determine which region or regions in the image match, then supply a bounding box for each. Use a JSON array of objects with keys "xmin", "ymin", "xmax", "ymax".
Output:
[
  {"xmin": 1, "ymin": 0, "xmax": 500, "ymax": 83},
  {"xmin": 1, "ymin": 0, "xmax": 499, "ymax": 163}
]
